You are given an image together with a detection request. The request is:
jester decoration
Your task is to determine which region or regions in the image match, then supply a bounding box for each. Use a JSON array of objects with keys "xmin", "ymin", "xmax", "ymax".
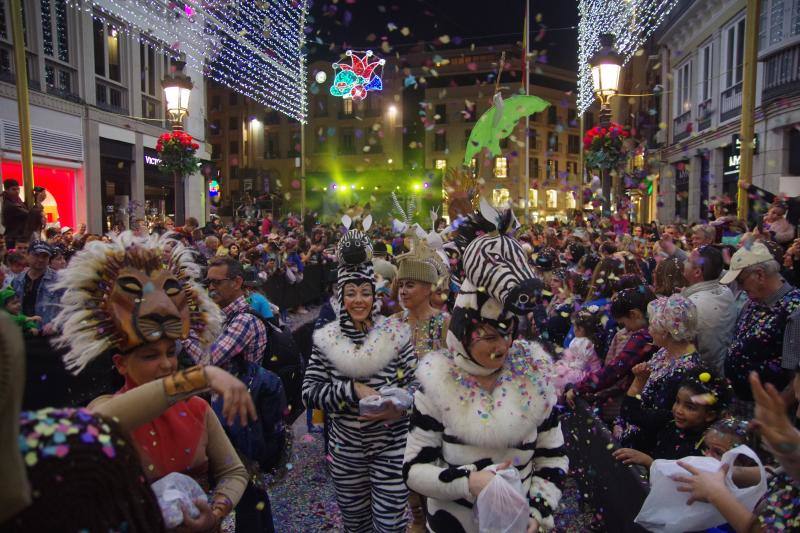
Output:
[{"xmin": 330, "ymin": 50, "xmax": 386, "ymax": 101}]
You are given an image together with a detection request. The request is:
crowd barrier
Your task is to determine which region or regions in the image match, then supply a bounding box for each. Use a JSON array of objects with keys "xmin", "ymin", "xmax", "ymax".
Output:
[{"xmin": 561, "ymin": 399, "xmax": 650, "ymax": 532}]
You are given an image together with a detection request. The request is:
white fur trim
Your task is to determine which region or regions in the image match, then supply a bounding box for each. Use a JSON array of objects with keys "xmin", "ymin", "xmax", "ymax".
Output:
[
  {"xmin": 313, "ymin": 315, "xmax": 411, "ymax": 378},
  {"xmin": 416, "ymin": 341, "xmax": 556, "ymax": 449}
]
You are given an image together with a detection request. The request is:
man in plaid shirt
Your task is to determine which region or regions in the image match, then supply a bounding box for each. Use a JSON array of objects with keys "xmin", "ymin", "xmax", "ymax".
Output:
[{"xmin": 182, "ymin": 255, "xmax": 268, "ymax": 368}]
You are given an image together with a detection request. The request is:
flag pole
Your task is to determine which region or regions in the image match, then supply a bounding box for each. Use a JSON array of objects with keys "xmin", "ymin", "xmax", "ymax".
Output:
[{"xmin": 523, "ymin": 0, "xmax": 531, "ymax": 223}]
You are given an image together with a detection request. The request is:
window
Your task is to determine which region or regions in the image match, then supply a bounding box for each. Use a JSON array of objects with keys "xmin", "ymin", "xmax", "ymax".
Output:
[
  {"xmin": 675, "ymin": 61, "xmax": 691, "ymax": 113},
  {"xmin": 340, "ymin": 128, "xmax": 355, "ymax": 154},
  {"xmin": 434, "ymin": 131, "xmax": 447, "ymax": 152},
  {"xmin": 210, "ymin": 119, "xmax": 221, "ymax": 135},
  {"xmin": 229, "ymin": 141, "xmax": 239, "ymax": 154},
  {"xmin": 548, "ymin": 132, "xmax": 560, "ymax": 152},
  {"xmin": 229, "ymin": 117, "xmax": 238, "ymax": 131},
  {"xmin": 210, "ymin": 144, "xmax": 221, "ymax": 159},
  {"xmin": 566, "ymin": 161, "xmax": 578, "ymax": 177},
  {"xmin": 547, "ymin": 106, "xmax": 558, "ymax": 125},
  {"xmin": 546, "ymin": 159, "xmax": 558, "ymax": 179},
  {"xmin": 288, "ymin": 132, "xmax": 301, "ymax": 157},
  {"xmin": 435, "ymin": 103, "xmax": 447, "ymax": 123},
  {"xmin": 698, "ymin": 43, "xmax": 713, "ymax": 103},
  {"xmin": 41, "ymin": 0, "xmax": 69, "ymax": 62},
  {"xmin": 494, "ymin": 157, "xmax": 508, "ymax": 178},
  {"xmin": 140, "ymin": 41, "xmax": 165, "ymax": 119},
  {"xmin": 93, "ymin": 18, "xmax": 121, "ymax": 81},
  {"xmin": 531, "ymin": 157, "xmax": 540, "ymax": 179},
  {"xmin": 759, "ymin": 0, "xmax": 786, "ymax": 47},
  {"xmin": 567, "ymin": 109, "xmax": 577, "ymax": 126},
  {"xmin": 435, "ymin": 159, "xmax": 447, "ymax": 170},
  {"xmin": 341, "ymin": 98, "xmax": 353, "ymax": 117},
  {"xmin": 793, "ymin": 0, "xmax": 800, "ymax": 35},
  {"xmin": 492, "ymin": 188, "xmax": 510, "ymax": 206},
  {"xmin": 546, "ymin": 189, "xmax": 558, "ymax": 209},
  {"xmin": 228, "ymin": 91, "xmax": 238, "ymax": 106},
  {"xmin": 568, "ymin": 135, "xmax": 580, "ymax": 154},
  {"xmin": 528, "ymin": 188, "xmax": 538, "ymax": 207},
  {"xmin": 566, "ymin": 191, "xmax": 576, "ymax": 209},
  {"xmin": 724, "ymin": 18, "xmax": 746, "ymax": 88},
  {"xmin": 264, "ymin": 132, "xmax": 280, "ymax": 158},
  {"xmin": 211, "ymin": 95, "xmax": 221, "ymax": 111}
]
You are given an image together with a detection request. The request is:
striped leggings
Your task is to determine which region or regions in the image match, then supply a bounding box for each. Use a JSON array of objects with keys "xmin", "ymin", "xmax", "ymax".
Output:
[{"xmin": 328, "ymin": 420, "xmax": 409, "ymax": 533}]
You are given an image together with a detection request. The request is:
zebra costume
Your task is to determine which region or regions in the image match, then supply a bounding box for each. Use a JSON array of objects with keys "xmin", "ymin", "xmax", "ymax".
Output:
[
  {"xmin": 403, "ymin": 201, "xmax": 568, "ymax": 532},
  {"xmin": 302, "ymin": 219, "xmax": 416, "ymax": 533}
]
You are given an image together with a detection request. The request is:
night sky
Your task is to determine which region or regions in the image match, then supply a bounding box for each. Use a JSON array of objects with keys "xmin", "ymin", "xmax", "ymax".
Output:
[{"xmin": 305, "ymin": 0, "xmax": 580, "ymax": 72}]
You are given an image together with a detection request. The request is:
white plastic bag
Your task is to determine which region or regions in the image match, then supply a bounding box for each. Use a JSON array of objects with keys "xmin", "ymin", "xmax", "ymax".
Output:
[
  {"xmin": 474, "ymin": 465, "xmax": 529, "ymax": 533},
  {"xmin": 634, "ymin": 445, "xmax": 767, "ymax": 533},
  {"xmin": 150, "ymin": 472, "xmax": 207, "ymax": 529}
]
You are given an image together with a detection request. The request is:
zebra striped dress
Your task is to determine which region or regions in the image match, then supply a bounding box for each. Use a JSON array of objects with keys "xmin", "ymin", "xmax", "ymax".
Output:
[
  {"xmin": 302, "ymin": 314, "xmax": 416, "ymax": 533},
  {"xmin": 403, "ymin": 340, "xmax": 568, "ymax": 532}
]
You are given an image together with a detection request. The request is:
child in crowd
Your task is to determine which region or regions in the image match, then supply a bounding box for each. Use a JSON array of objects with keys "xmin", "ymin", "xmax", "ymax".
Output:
[
  {"xmin": 553, "ymin": 308, "xmax": 602, "ymax": 395},
  {"xmin": 0, "ymin": 287, "xmax": 41, "ymax": 335},
  {"xmin": 702, "ymin": 416, "xmax": 752, "ymax": 461},
  {"xmin": 613, "ymin": 369, "xmax": 733, "ymax": 468},
  {"xmin": 616, "ymin": 294, "xmax": 701, "ymax": 447}
]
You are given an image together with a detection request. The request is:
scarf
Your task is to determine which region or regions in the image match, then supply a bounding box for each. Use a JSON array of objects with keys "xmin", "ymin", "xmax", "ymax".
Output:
[{"xmin": 117, "ymin": 376, "xmax": 208, "ymax": 478}]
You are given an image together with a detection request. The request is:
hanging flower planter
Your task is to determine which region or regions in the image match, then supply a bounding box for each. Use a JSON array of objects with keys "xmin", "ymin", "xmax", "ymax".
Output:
[
  {"xmin": 583, "ymin": 122, "xmax": 630, "ymax": 171},
  {"xmin": 156, "ymin": 131, "xmax": 200, "ymax": 177}
]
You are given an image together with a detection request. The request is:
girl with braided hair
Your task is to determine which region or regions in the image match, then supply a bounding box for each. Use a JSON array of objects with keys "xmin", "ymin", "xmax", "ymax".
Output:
[{"xmin": 302, "ymin": 216, "xmax": 416, "ymax": 533}]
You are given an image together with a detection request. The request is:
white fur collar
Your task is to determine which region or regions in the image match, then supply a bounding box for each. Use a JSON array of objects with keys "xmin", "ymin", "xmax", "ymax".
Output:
[
  {"xmin": 417, "ymin": 341, "xmax": 557, "ymax": 449},
  {"xmin": 313, "ymin": 316, "xmax": 411, "ymax": 378}
]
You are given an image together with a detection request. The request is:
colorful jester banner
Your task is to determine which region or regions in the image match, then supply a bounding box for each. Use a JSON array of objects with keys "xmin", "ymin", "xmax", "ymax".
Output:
[{"xmin": 330, "ymin": 50, "xmax": 386, "ymax": 101}]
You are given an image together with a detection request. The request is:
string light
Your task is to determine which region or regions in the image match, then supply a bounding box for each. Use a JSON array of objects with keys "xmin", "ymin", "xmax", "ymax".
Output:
[
  {"xmin": 577, "ymin": 0, "xmax": 679, "ymax": 115},
  {"xmin": 330, "ymin": 50, "xmax": 385, "ymax": 101},
  {"xmin": 62, "ymin": 0, "xmax": 308, "ymax": 122}
]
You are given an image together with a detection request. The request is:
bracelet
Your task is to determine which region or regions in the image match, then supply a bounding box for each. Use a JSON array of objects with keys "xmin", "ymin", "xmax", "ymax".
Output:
[{"xmin": 163, "ymin": 366, "xmax": 209, "ymax": 397}]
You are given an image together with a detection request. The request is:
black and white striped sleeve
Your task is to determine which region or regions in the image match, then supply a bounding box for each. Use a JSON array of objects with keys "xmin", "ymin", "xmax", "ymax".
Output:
[
  {"xmin": 396, "ymin": 340, "xmax": 417, "ymax": 390},
  {"xmin": 301, "ymin": 344, "xmax": 358, "ymax": 413},
  {"xmin": 402, "ymin": 387, "xmax": 472, "ymax": 502},
  {"xmin": 528, "ymin": 408, "xmax": 568, "ymax": 530}
]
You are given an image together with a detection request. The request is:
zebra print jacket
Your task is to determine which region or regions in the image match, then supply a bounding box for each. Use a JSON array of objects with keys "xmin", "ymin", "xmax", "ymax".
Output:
[
  {"xmin": 403, "ymin": 341, "xmax": 568, "ymax": 532},
  {"xmin": 302, "ymin": 315, "xmax": 416, "ymax": 423}
]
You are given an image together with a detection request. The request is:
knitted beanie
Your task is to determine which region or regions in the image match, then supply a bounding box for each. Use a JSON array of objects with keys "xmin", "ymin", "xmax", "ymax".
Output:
[{"xmin": 397, "ymin": 258, "xmax": 438, "ymax": 284}]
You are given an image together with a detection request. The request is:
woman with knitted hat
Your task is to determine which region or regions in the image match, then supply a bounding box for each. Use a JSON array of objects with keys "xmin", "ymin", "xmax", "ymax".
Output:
[
  {"xmin": 302, "ymin": 216, "xmax": 416, "ymax": 533},
  {"xmin": 392, "ymin": 239, "xmax": 450, "ymax": 532}
]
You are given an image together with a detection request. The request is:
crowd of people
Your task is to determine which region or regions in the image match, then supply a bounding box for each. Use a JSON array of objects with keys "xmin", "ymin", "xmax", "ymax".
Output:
[{"xmin": 0, "ymin": 172, "xmax": 799, "ymax": 533}]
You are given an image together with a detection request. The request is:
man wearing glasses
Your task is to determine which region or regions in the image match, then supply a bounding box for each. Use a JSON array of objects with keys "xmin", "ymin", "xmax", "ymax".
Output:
[{"xmin": 181, "ymin": 255, "xmax": 268, "ymax": 369}]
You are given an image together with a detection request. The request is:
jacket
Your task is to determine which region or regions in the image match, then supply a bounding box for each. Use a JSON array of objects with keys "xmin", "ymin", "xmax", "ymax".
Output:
[
  {"xmin": 683, "ymin": 280, "xmax": 736, "ymax": 376},
  {"xmin": 10, "ymin": 268, "xmax": 63, "ymax": 325}
]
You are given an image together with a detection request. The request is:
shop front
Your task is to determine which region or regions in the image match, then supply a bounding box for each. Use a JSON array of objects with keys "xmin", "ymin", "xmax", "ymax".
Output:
[
  {"xmin": 143, "ymin": 147, "xmax": 175, "ymax": 223},
  {"xmin": 100, "ymin": 138, "xmax": 133, "ymax": 232},
  {"xmin": 0, "ymin": 160, "xmax": 80, "ymax": 229}
]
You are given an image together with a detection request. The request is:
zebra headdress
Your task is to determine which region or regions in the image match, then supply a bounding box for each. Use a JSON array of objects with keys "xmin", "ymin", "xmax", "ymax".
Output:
[
  {"xmin": 447, "ymin": 198, "xmax": 543, "ymax": 374},
  {"xmin": 336, "ymin": 214, "xmax": 377, "ymax": 344}
]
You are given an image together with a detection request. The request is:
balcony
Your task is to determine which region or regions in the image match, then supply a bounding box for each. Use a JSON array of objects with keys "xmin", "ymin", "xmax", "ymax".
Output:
[
  {"xmin": 45, "ymin": 60, "xmax": 81, "ymax": 103},
  {"xmin": 763, "ymin": 43, "xmax": 800, "ymax": 103},
  {"xmin": 697, "ymin": 99, "xmax": 713, "ymax": 132},
  {"xmin": 673, "ymin": 109, "xmax": 692, "ymax": 142},
  {"xmin": 720, "ymin": 82, "xmax": 743, "ymax": 122},
  {"xmin": 95, "ymin": 78, "xmax": 128, "ymax": 114}
]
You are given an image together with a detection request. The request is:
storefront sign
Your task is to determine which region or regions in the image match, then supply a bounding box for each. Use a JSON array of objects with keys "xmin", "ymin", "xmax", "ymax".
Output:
[
  {"xmin": 724, "ymin": 134, "xmax": 759, "ymax": 177},
  {"xmin": 144, "ymin": 154, "xmax": 162, "ymax": 166}
]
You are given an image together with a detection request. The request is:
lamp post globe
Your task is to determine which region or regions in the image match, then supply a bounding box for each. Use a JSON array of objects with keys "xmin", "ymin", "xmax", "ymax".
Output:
[{"xmin": 162, "ymin": 59, "xmax": 193, "ymax": 131}]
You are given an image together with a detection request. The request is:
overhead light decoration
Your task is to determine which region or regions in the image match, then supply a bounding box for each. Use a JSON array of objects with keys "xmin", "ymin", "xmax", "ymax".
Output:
[
  {"xmin": 208, "ymin": 180, "xmax": 220, "ymax": 196},
  {"xmin": 62, "ymin": 0, "xmax": 308, "ymax": 122},
  {"xmin": 330, "ymin": 50, "xmax": 385, "ymax": 101},
  {"xmin": 577, "ymin": 0, "xmax": 679, "ymax": 114}
]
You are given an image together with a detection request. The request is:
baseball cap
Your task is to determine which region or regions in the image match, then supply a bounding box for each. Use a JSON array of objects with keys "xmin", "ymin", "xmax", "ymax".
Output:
[
  {"xmin": 60, "ymin": 226, "xmax": 72, "ymax": 234},
  {"xmin": 720, "ymin": 241, "xmax": 774, "ymax": 284},
  {"xmin": 29, "ymin": 241, "xmax": 53, "ymax": 256}
]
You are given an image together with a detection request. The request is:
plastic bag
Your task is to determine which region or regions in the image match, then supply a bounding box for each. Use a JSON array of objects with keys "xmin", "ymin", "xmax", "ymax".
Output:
[
  {"xmin": 150, "ymin": 472, "xmax": 207, "ymax": 529},
  {"xmin": 358, "ymin": 387, "xmax": 413, "ymax": 415},
  {"xmin": 474, "ymin": 465, "xmax": 529, "ymax": 533},
  {"xmin": 634, "ymin": 445, "xmax": 767, "ymax": 533}
]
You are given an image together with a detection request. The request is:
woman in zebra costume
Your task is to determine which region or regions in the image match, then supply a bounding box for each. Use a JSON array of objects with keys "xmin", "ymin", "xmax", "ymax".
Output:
[
  {"xmin": 302, "ymin": 216, "xmax": 416, "ymax": 533},
  {"xmin": 403, "ymin": 201, "xmax": 568, "ymax": 532}
]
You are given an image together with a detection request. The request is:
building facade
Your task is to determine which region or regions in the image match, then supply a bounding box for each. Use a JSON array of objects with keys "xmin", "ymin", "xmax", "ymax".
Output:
[
  {"xmin": 655, "ymin": 0, "xmax": 800, "ymax": 223},
  {"xmin": 0, "ymin": 0, "xmax": 209, "ymax": 233}
]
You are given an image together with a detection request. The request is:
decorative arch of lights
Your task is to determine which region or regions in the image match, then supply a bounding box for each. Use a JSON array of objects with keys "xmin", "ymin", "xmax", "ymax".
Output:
[
  {"xmin": 63, "ymin": 0, "xmax": 308, "ymax": 122},
  {"xmin": 577, "ymin": 0, "xmax": 679, "ymax": 115}
]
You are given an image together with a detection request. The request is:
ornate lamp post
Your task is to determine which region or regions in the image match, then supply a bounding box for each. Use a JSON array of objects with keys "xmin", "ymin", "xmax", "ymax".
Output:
[
  {"xmin": 162, "ymin": 59, "xmax": 193, "ymax": 223},
  {"xmin": 589, "ymin": 33, "xmax": 622, "ymax": 214}
]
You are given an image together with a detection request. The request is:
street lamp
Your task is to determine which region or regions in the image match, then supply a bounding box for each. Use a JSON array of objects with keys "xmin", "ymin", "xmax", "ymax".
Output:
[
  {"xmin": 162, "ymin": 58, "xmax": 193, "ymax": 224},
  {"xmin": 589, "ymin": 33, "xmax": 621, "ymax": 126},
  {"xmin": 162, "ymin": 59, "xmax": 193, "ymax": 131},
  {"xmin": 589, "ymin": 33, "xmax": 622, "ymax": 214}
]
